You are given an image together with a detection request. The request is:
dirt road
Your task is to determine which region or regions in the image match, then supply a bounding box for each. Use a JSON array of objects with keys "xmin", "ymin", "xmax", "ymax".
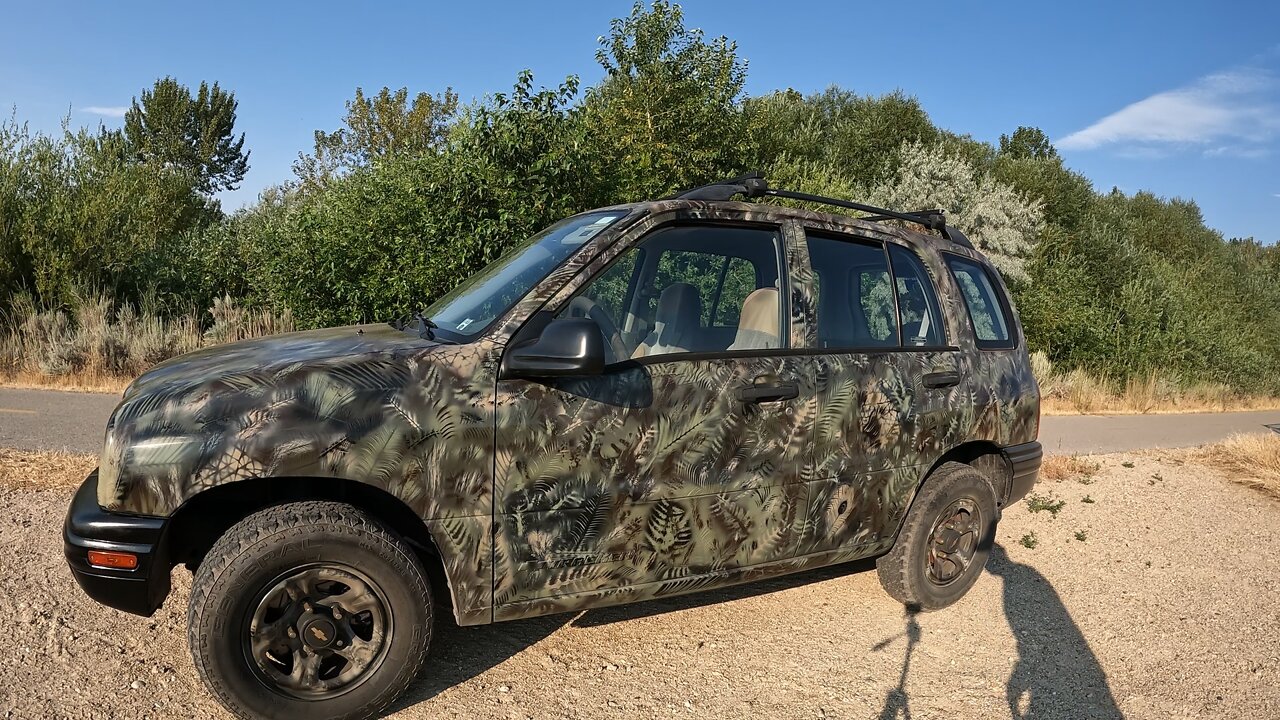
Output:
[
  {"xmin": 2, "ymin": 385, "xmax": 1279, "ymax": 455},
  {"xmin": 3, "ymin": 450, "xmax": 1278, "ymax": 719}
]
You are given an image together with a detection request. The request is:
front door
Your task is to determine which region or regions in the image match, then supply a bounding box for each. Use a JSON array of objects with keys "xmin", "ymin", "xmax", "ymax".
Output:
[{"xmin": 491, "ymin": 219, "xmax": 813, "ymax": 620}]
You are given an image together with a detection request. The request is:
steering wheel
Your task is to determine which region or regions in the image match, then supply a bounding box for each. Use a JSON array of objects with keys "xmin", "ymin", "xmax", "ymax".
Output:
[{"xmin": 566, "ymin": 296, "xmax": 628, "ymax": 363}]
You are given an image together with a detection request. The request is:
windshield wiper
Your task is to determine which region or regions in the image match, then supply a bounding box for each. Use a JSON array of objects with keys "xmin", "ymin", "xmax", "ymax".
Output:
[
  {"xmin": 413, "ymin": 311, "xmax": 439, "ymax": 340},
  {"xmin": 394, "ymin": 310, "xmax": 442, "ymax": 341}
]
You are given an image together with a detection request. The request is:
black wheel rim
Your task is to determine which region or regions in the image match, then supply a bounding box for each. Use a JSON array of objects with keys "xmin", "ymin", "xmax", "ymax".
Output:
[
  {"xmin": 925, "ymin": 499, "xmax": 982, "ymax": 587},
  {"xmin": 242, "ymin": 563, "xmax": 392, "ymax": 699}
]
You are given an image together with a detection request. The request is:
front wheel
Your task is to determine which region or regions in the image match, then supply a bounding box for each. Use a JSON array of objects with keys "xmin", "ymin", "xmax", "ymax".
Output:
[
  {"xmin": 876, "ymin": 462, "xmax": 998, "ymax": 610},
  {"xmin": 189, "ymin": 501, "xmax": 433, "ymax": 720}
]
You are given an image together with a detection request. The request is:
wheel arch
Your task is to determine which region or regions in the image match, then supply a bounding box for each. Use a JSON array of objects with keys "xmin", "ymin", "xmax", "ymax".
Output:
[
  {"xmin": 160, "ymin": 476, "xmax": 464, "ymax": 622},
  {"xmin": 922, "ymin": 440, "xmax": 1012, "ymax": 506}
]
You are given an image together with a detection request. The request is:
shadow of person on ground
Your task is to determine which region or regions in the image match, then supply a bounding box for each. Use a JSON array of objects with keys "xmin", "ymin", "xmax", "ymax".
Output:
[
  {"xmin": 988, "ymin": 543, "xmax": 1123, "ymax": 719},
  {"xmin": 873, "ymin": 605, "xmax": 922, "ymax": 720}
]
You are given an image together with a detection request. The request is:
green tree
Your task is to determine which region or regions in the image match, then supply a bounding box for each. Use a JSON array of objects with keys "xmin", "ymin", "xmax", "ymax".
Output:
[
  {"xmin": 295, "ymin": 86, "xmax": 460, "ymax": 186},
  {"xmin": 580, "ymin": 0, "xmax": 748, "ymax": 201},
  {"xmin": 123, "ymin": 77, "xmax": 249, "ymax": 194},
  {"xmin": 998, "ymin": 126, "xmax": 1057, "ymax": 160},
  {"xmin": 746, "ymin": 87, "xmax": 939, "ymax": 190},
  {"xmin": 870, "ymin": 141, "xmax": 1045, "ymax": 283}
]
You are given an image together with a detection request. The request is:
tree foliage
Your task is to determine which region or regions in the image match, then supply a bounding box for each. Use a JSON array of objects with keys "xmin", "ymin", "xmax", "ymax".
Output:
[
  {"xmin": 295, "ymin": 86, "xmax": 460, "ymax": 187},
  {"xmin": 3, "ymin": 1, "xmax": 1279, "ymax": 395},
  {"xmin": 869, "ymin": 141, "xmax": 1045, "ymax": 283},
  {"xmin": 580, "ymin": 0, "xmax": 748, "ymax": 200},
  {"xmin": 123, "ymin": 77, "xmax": 249, "ymax": 194}
]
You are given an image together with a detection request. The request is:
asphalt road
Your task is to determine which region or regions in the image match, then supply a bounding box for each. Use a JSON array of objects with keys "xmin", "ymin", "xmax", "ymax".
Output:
[{"xmin": 0, "ymin": 386, "xmax": 1277, "ymax": 455}]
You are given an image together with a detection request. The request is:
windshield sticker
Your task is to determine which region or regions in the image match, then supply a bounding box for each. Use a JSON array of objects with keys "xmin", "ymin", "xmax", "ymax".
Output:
[
  {"xmin": 566, "ymin": 215, "xmax": 622, "ymax": 244},
  {"xmin": 456, "ymin": 318, "xmax": 474, "ymax": 330}
]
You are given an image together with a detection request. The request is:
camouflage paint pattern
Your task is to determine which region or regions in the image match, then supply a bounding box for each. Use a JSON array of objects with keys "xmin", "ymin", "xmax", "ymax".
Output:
[{"xmin": 95, "ymin": 200, "xmax": 1038, "ymax": 626}]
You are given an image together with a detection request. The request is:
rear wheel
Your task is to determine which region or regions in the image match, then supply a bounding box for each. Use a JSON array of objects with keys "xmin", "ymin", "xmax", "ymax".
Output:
[
  {"xmin": 877, "ymin": 462, "xmax": 998, "ymax": 610},
  {"xmin": 189, "ymin": 501, "xmax": 432, "ymax": 720}
]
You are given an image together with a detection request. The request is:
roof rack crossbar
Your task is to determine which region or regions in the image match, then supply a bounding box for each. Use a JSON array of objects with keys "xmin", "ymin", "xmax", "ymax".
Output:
[
  {"xmin": 674, "ymin": 172, "xmax": 948, "ymax": 235},
  {"xmin": 758, "ymin": 189, "xmax": 946, "ymax": 232}
]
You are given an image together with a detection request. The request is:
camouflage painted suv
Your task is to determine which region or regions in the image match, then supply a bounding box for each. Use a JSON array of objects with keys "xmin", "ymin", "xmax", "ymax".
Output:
[{"xmin": 64, "ymin": 174, "xmax": 1042, "ymax": 720}]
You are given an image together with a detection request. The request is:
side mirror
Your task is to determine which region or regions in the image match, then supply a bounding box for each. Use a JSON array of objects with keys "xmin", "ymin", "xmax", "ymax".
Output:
[{"xmin": 503, "ymin": 317, "xmax": 605, "ymax": 379}]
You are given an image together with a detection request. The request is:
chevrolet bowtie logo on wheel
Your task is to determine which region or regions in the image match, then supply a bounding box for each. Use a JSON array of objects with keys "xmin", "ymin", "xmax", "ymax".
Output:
[{"xmin": 310, "ymin": 626, "xmax": 328, "ymax": 643}]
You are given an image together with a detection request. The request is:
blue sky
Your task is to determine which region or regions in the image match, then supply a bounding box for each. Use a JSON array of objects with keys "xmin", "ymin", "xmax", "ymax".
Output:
[{"xmin": 3, "ymin": 1, "xmax": 1279, "ymax": 243}]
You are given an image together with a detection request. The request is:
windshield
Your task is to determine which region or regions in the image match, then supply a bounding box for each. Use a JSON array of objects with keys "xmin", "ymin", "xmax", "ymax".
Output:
[{"xmin": 424, "ymin": 211, "xmax": 626, "ymax": 339}]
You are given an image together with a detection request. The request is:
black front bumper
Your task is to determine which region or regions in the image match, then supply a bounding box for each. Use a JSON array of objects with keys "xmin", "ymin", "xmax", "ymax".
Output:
[
  {"xmin": 64, "ymin": 472, "xmax": 170, "ymax": 616},
  {"xmin": 1002, "ymin": 441, "xmax": 1043, "ymax": 506}
]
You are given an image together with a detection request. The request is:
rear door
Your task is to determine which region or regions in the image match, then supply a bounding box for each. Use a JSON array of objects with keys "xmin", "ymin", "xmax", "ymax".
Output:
[{"xmin": 792, "ymin": 229, "xmax": 964, "ymax": 558}]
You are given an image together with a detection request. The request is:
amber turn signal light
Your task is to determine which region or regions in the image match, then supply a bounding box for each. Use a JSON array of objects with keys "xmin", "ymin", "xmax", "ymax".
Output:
[{"xmin": 86, "ymin": 550, "xmax": 138, "ymax": 570}]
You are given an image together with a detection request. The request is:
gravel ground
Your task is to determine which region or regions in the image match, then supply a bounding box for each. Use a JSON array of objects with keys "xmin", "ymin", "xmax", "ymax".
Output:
[{"xmin": 2, "ymin": 451, "xmax": 1278, "ymax": 720}]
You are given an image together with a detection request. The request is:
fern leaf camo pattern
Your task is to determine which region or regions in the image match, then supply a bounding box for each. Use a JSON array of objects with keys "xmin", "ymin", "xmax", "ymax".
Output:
[{"xmin": 96, "ymin": 200, "xmax": 1038, "ymax": 626}]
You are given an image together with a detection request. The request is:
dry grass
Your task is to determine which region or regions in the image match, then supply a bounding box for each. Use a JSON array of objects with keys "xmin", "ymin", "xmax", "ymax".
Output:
[
  {"xmin": 0, "ymin": 293, "xmax": 293, "ymax": 391},
  {"xmin": 1033, "ymin": 351, "xmax": 1280, "ymax": 416},
  {"xmin": 0, "ymin": 372, "xmax": 128, "ymax": 394},
  {"xmin": 1187, "ymin": 433, "xmax": 1280, "ymax": 498},
  {"xmin": 1041, "ymin": 454, "xmax": 1102, "ymax": 482},
  {"xmin": 0, "ymin": 448, "xmax": 96, "ymax": 489}
]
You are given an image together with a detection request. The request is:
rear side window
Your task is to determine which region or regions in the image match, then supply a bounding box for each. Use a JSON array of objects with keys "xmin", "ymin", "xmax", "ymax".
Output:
[
  {"xmin": 806, "ymin": 234, "xmax": 897, "ymax": 348},
  {"xmin": 945, "ymin": 256, "xmax": 1013, "ymax": 348},
  {"xmin": 887, "ymin": 245, "xmax": 944, "ymax": 347}
]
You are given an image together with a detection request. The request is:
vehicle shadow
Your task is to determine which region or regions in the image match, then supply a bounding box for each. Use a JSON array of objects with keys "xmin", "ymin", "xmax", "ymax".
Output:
[
  {"xmin": 572, "ymin": 557, "xmax": 879, "ymax": 627},
  {"xmin": 385, "ymin": 610, "xmax": 568, "ymax": 713},
  {"xmin": 389, "ymin": 544, "xmax": 1122, "ymax": 719},
  {"xmin": 383, "ymin": 558, "xmax": 877, "ymax": 715},
  {"xmin": 986, "ymin": 543, "xmax": 1123, "ymax": 719}
]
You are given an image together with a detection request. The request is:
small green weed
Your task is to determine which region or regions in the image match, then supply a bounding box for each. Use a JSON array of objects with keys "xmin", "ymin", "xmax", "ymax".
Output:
[
  {"xmin": 1074, "ymin": 529, "xmax": 1088, "ymax": 541},
  {"xmin": 1026, "ymin": 491, "xmax": 1067, "ymax": 517},
  {"xmin": 1081, "ymin": 495, "xmax": 1095, "ymax": 504},
  {"xmin": 1019, "ymin": 532, "xmax": 1039, "ymax": 549},
  {"xmin": 1121, "ymin": 461, "xmax": 1135, "ymax": 468}
]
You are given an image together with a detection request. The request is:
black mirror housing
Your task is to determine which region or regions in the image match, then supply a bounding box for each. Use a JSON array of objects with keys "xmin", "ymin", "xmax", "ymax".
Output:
[{"xmin": 503, "ymin": 317, "xmax": 605, "ymax": 379}]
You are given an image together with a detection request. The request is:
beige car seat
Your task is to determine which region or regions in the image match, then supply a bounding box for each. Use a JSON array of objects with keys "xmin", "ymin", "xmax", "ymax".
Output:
[{"xmin": 727, "ymin": 287, "xmax": 782, "ymax": 350}]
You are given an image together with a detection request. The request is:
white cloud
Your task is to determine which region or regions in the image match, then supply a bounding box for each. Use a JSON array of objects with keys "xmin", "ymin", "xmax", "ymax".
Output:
[
  {"xmin": 80, "ymin": 105, "xmax": 128, "ymax": 118},
  {"xmin": 1057, "ymin": 68, "xmax": 1280, "ymax": 153}
]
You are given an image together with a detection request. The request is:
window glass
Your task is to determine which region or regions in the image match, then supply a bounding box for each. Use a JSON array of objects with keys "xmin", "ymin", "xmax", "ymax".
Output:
[
  {"xmin": 584, "ymin": 249, "xmax": 637, "ymax": 326},
  {"xmin": 945, "ymin": 256, "xmax": 1012, "ymax": 346},
  {"xmin": 887, "ymin": 244, "xmax": 944, "ymax": 347},
  {"xmin": 713, "ymin": 257, "xmax": 758, "ymax": 327},
  {"xmin": 858, "ymin": 269, "xmax": 895, "ymax": 343},
  {"xmin": 562, "ymin": 225, "xmax": 783, "ymax": 361},
  {"xmin": 805, "ymin": 233, "xmax": 898, "ymax": 348},
  {"xmin": 426, "ymin": 211, "xmax": 623, "ymax": 337}
]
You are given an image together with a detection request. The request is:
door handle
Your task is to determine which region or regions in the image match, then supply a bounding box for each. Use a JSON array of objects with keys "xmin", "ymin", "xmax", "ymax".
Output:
[
  {"xmin": 737, "ymin": 382, "xmax": 799, "ymax": 403},
  {"xmin": 922, "ymin": 370, "xmax": 961, "ymax": 389}
]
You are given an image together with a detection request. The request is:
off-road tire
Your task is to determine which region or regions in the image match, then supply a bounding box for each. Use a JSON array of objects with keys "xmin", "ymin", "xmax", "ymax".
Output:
[
  {"xmin": 877, "ymin": 462, "xmax": 998, "ymax": 610},
  {"xmin": 188, "ymin": 501, "xmax": 433, "ymax": 720}
]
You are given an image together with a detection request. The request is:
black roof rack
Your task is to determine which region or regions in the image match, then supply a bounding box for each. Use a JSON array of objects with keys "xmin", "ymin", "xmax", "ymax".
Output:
[{"xmin": 675, "ymin": 172, "xmax": 973, "ymax": 248}]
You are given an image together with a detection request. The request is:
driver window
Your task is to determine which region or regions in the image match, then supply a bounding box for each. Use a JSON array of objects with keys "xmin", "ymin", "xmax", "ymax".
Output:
[{"xmin": 559, "ymin": 224, "xmax": 784, "ymax": 363}]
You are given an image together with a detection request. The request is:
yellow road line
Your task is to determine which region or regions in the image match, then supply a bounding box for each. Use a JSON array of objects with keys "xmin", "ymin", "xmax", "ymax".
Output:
[{"xmin": 0, "ymin": 408, "xmax": 37, "ymax": 415}]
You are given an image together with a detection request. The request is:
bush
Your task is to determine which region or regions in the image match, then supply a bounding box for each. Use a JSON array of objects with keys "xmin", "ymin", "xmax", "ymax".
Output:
[{"xmin": 0, "ymin": 292, "xmax": 289, "ymax": 380}]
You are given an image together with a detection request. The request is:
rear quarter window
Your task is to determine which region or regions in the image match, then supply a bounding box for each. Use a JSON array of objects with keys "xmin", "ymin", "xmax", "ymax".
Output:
[{"xmin": 945, "ymin": 255, "xmax": 1015, "ymax": 349}]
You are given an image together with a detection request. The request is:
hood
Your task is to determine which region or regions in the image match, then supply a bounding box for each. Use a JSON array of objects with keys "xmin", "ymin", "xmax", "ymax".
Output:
[
  {"xmin": 97, "ymin": 322, "xmax": 464, "ymax": 512},
  {"xmin": 123, "ymin": 323, "xmax": 435, "ymax": 401}
]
